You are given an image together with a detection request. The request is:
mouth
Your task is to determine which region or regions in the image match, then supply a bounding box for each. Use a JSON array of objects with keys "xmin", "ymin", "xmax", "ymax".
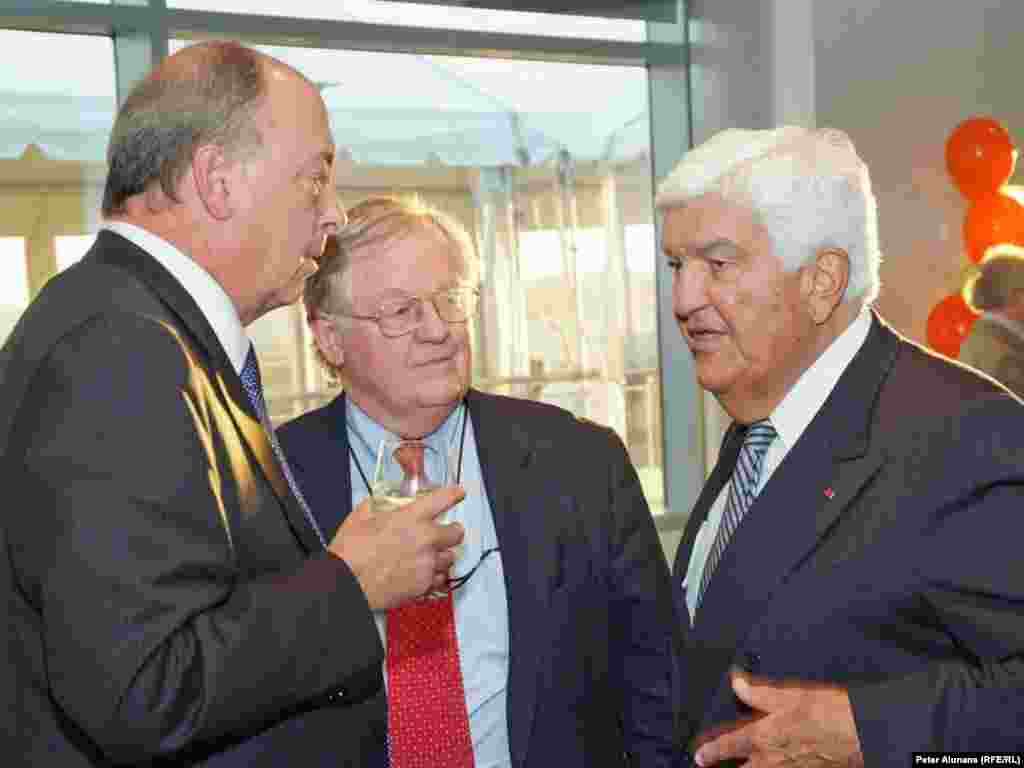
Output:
[
  {"xmin": 685, "ymin": 326, "xmax": 727, "ymax": 351},
  {"xmin": 417, "ymin": 355, "xmax": 455, "ymax": 367}
]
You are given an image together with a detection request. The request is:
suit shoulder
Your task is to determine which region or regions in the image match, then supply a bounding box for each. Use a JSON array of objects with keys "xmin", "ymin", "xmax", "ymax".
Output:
[
  {"xmin": 470, "ymin": 389, "xmax": 622, "ymax": 445},
  {"xmin": 888, "ymin": 334, "xmax": 1022, "ymax": 413},
  {"xmin": 277, "ymin": 397, "xmax": 341, "ymax": 450}
]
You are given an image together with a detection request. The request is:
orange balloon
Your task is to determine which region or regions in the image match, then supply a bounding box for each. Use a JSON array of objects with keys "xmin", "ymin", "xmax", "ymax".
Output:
[
  {"xmin": 946, "ymin": 116, "xmax": 1016, "ymax": 201},
  {"xmin": 962, "ymin": 191, "xmax": 1024, "ymax": 263},
  {"xmin": 926, "ymin": 293, "xmax": 979, "ymax": 358}
]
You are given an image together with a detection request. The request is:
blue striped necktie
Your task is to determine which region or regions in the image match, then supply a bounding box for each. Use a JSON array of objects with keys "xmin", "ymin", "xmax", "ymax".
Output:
[
  {"xmin": 697, "ymin": 419, "xmax": 776, "ymax": 610},
  {"xmin": 239, "ymin": 345, "xmax": 326, "ymax": 547}
]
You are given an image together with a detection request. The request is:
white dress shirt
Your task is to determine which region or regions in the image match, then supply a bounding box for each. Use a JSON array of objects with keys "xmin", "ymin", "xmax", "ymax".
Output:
[
  {"xmin": 102, "ymin": 221, "xmax": 250, "ymax": 373},
  {"xmin": 683, "ymin": 308, "xmax": 872, "ymax": 623}
]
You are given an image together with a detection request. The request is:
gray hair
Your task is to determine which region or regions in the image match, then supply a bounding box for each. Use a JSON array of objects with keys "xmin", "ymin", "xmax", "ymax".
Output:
[
  {"xmin": 305, "ymin": 195, "xmax": 480, "ymax": 320},
  {"xmin": 102, "ymin": 40, "xmax": 271, "ymax": 216},
  {"xmin": 964, "ymin": 244, "xmax": 1024, "ymax": 311},
  {"xmin": 655, "ymin": 126, "xmax": 882, "ymax": 304}
]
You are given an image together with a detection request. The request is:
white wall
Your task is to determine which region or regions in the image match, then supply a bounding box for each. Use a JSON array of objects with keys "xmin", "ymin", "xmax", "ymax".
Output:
[
  {"xmin": 689, "ymin": 0, "xmax": 1024, "ymax": 343},
  {"xmin": 814, "ymin": 0, "xmax": 1024, "ymax": 342}
]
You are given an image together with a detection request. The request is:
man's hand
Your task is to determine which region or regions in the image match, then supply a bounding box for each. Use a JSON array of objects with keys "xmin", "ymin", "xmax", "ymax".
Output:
[
  {"xmin": 329, "ymin": 486, "xmax": 465, "ymax": 611},
  {"xmin": 693, "ymin": 668, "xmax": 864, "ymax": 768}
]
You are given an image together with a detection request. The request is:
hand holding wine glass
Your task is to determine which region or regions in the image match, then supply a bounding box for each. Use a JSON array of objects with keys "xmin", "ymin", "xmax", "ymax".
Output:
[
  {"xmin": 373, "ymin": 439, "xmax": 463, "ymax": 598},
  {"xmin": 372, "ymin": 439, "xmax": 449, "ymax": 513},
  {"xmin": 328, "ymin": 440, "xmax": 464, "ymax": 610}
]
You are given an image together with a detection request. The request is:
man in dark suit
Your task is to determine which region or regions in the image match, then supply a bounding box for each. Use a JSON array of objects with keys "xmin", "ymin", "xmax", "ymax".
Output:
[
  {"xmin": 1, "ymin": 41, "xmax": 463, "ymax": 766},
  {"xmin": 656, "ymin": 126, "xmax": 1024, "ymax": 766},
  {"xmin": 276, "ymin": 196, "xmax": 683, "ymax": 768}
]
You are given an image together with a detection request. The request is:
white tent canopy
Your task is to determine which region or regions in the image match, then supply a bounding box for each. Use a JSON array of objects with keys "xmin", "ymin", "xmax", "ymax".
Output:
[{"xmin": 1, "ymin": 36, "xmax": 649, "ymax": 168}]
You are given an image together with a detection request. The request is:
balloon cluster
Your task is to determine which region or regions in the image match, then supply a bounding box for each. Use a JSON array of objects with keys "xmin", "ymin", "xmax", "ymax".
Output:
[{"xmin": 927, "ymin": 116, "xmax": 1020, "ymax": 357}]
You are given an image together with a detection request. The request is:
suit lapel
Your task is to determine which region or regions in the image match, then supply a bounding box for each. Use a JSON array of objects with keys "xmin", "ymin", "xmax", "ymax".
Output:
[
  {"xmin": 690, "ymin": 313, "xmax": 897, "ymax": 716},
  {"xmin": 466, "ymin": 390, "xmax": 548, "ymax": 768},
  {"xmin": 93, "ymin": 232, "xmax": 323, "ymax": 552}
]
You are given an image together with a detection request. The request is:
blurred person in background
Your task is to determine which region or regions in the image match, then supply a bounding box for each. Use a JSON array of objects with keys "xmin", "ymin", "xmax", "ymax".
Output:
[{"xmin": 959, "ymin": 244, "xmax": 1024, "ymax": 399}]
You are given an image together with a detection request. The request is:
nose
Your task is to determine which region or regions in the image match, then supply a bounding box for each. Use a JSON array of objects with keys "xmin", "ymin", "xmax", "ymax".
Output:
[
  {"xmin": 414, "ymin": 295, "xmax": 450, "ymax": 341},
  {"xmin": 672, "ymin": 259, "xmax": 709, "ymax": 321}
]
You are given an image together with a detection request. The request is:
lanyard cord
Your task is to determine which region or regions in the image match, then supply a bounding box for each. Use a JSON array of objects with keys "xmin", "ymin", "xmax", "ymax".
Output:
[{"xmin": 346, "ymin": 400, "xmax": 469, "ymax": 496}]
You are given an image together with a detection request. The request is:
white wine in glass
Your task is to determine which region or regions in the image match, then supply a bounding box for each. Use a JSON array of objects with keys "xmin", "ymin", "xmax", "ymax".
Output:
[{"xmin": 371, "ymin": 439, "xmax": 447, "ymax": 515}]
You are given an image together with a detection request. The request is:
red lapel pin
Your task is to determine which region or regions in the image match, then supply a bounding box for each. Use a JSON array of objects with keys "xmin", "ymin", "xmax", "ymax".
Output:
[{"xmin": 824, "ymin": 487, "xmax": 835, "ymax": 499}]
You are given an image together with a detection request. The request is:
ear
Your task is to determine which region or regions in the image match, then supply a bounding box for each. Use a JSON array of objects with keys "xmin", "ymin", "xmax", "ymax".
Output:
[
  {"xmin": 802, "ymin": 247, "xmax": 850, "ymax": 324},
  {"xmin": 310, "ymin": 315, "xmax": 346, "ymax": 369},
  {"xmin": 191, "ymin": 144, "xmax": 236, "ymax": 221}
]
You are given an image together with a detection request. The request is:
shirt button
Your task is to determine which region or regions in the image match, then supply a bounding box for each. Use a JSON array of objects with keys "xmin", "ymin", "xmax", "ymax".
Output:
[{"xmin": 330, "ymin": 689, "xmax": 346, "ymax": 702}]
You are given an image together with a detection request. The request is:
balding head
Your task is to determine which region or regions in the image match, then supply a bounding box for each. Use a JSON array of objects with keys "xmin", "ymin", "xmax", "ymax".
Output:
[{"xmin": 102, "ymin": 41, "xmax": 310, "ymax": 216}]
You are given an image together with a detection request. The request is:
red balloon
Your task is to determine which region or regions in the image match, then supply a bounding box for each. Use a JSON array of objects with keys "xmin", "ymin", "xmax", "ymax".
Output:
[
  {"xmin": 926, "ymin": 293, "xmax": 979, "ymax": 358},
  {"xmin": 945, "ymin": 116, "xmax": 1017, "ymax": 201},
  {"xmin": 962, "ymin": 191, "xmax": 1024, "ymax": 263}
]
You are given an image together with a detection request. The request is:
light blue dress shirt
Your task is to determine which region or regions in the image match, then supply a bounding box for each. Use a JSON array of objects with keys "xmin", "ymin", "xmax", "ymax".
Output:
[{"xmin": 346, "ymin": 399, "xmax": 512, "ymax": 768}]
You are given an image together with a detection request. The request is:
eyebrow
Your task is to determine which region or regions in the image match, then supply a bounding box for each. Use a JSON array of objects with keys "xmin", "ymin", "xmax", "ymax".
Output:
[
  {"xmin": 696, "ymin": 238, "xmax": 736, "ymax": 255},
  {"xmin": 666, "ymin": 237, "xmax": 736, "ymax": 259}
]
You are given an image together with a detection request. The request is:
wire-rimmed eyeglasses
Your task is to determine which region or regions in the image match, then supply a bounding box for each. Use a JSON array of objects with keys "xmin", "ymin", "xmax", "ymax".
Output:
[{"xmin": 332, "ymin": 286, "xmax": 480, "ymax": 338}]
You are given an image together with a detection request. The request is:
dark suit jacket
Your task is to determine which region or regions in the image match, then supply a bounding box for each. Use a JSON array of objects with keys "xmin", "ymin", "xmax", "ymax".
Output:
[
  {"xmin": 672, "ymin": 312, "xmax": 1024, "ymax": 764},
  {"xmin": 1, "ymin": 231, "xmax": 386, "ymax": 766},
  {"xmin": 277, "ymin": 389, "xmax": 685, "ymax": 768}
]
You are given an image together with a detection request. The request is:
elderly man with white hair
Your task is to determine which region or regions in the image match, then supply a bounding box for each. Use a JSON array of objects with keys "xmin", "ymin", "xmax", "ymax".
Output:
[{"xmin": 658, "ymin": 126, "xmax": 1024, "ymax": 766}]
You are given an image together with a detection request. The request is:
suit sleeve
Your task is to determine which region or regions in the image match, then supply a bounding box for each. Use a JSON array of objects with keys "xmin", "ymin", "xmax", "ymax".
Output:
[
  {"xmin": 848, "ymin": 396, "xmax": 1024, "ymax": 758},
  {"xmin": 600, "ymin": 426, "xmax": 688, "ymax": 767},
  {"xmin": 7, "ymin": 313, "xmax": 383, "ymax": 764}
]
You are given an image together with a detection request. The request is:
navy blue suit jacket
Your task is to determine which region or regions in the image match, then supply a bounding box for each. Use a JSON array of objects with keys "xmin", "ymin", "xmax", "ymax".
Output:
[
  {"xmin": 673, "ymin": 312, "xmax": 1024, "ymax": 763},
  {"xmin": 278, "ymin": 389, "xmax": 685, "ymax": 768}
]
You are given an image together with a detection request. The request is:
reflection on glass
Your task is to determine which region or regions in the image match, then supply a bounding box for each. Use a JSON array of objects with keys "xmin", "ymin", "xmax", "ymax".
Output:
[
  {"xmin": 0, "ymin": 29, "xmax": 115, "ymax": 346},
  {"xmin": 0, "ymin": 30, "xmax": 116, "ymax": 163},
  {"xmin": 169, "ymin": 0, "xmax": 646, "ymax": 41}
]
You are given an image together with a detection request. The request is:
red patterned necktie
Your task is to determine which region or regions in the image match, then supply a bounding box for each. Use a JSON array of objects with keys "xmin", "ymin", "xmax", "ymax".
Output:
[{"xmin": 386, "ymin": 443, "xmax": 474, "ymax": 768}]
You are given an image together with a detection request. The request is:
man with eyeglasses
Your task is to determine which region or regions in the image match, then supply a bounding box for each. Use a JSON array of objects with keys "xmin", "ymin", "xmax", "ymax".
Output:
[{"xmin": 277, "ymin": 196, "xmax": 685, "ymax": 768}]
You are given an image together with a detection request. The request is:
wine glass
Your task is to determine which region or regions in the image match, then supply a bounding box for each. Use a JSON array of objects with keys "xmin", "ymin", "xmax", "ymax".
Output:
[
  {"xmin": 373, "ymin": 439, "xmax": 457, "ymax": 599},
  {"xmin": 371, "ymin": 439, "xmax": 448, "ymax": 513}
]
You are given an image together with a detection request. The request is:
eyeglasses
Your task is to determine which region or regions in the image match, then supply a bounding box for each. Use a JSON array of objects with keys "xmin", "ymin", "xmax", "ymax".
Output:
[
  {"xmin": 445, "ymin": 546, "xmax": 499, "ymax": 592},
  {"xmin": 336, "ymin": 286, "xmax": 480, "ymax": 338}
]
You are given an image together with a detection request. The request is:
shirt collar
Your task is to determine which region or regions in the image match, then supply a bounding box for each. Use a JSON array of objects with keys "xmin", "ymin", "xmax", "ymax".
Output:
[
  {"xmin": 769, "ymin": 307, "xmax": 872, "ymax": 452},
  {"xmin": 984, "ymin": 311, "xmax": 1024, "ymax": 342},
  {"xmin": 345, "ymin": 397, "xmax": 464, "ymax": 461},
  {"xmin": 102, "ymin": 221, "xmax": 250, "ymax": 374}
]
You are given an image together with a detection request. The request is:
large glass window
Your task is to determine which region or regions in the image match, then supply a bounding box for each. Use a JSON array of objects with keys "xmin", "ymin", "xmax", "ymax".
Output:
[
  {"xmin": 0, "ymin": 6, "xmax": 690, "ymax": 534},
  {"xmin": 168, "ymin": 39, "xmax": 666, "ymax": 514},
  {"xmin": 169, "ymin": 1, "xmax": 646, "ymax": 41},
  {"xmin": 0, "ymin": 29, "xmax": 115, "ymax": 332}
]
